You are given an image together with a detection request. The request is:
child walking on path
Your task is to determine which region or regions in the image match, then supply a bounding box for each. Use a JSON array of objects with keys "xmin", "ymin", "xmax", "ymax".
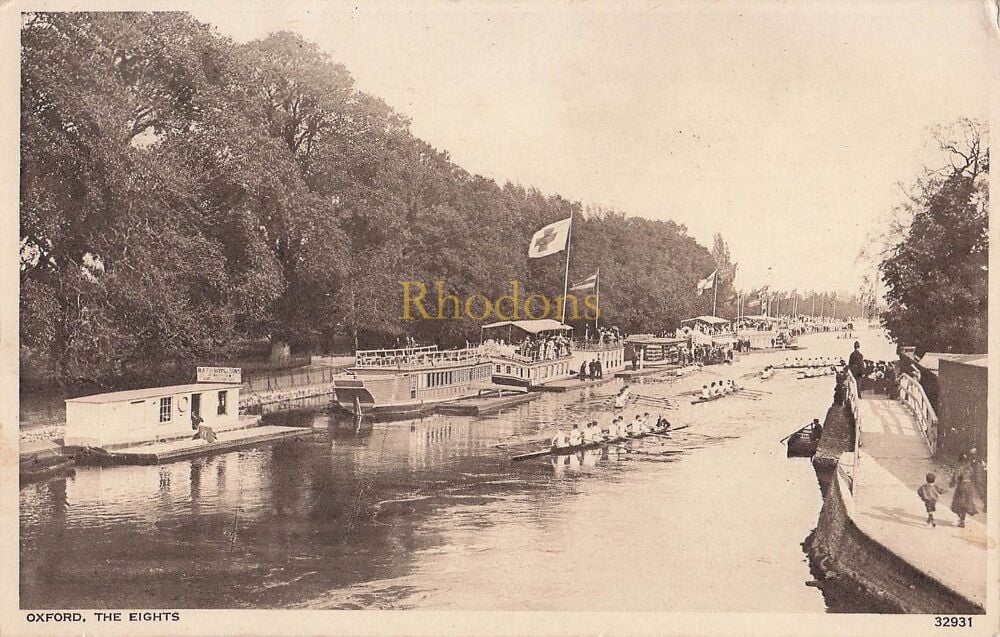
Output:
[{"xmin": 917, "ymin": 473, "xmax": 947, "ymax": 527}]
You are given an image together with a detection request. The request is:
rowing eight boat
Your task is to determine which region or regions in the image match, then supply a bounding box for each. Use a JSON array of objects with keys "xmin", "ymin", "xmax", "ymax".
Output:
[
  {"xmin": 690, "ymin": 391, "xmax": 739, "ymax": 404},
  {"xmin": 511, "ymin": 427, "xmax": 672, "ymax": 461}
]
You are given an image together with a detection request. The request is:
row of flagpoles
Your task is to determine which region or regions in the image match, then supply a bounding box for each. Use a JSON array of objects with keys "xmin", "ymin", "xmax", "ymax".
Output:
[{"xmin": 528, "ymin": 216, "xmax": 843, "ymax": 324}]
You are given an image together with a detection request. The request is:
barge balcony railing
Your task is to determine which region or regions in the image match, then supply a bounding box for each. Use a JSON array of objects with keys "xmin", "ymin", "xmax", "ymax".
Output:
[{"xmin": 354, "ymin": 346, "xmax": 487, "ymax": 369}]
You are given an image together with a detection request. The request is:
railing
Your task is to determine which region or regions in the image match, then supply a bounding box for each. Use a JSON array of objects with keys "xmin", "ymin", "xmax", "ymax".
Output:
[
  {"xmin": 844, "ymin": 368, "xmax": 862, "ymax": 493},
  {"xmin": 357, "ymin": 345, "xmax": 438, "ymax": 357},
  {"xmin": 353, "ymin": 346, "xmax": 486, "ymax": 369},
  {"xmin": 897, "ymin": 372, "xmax": 938, "ymax": 455},
  {"xmin": 571, "ymin": 338, "xmax": 623, "ymax": 351}
]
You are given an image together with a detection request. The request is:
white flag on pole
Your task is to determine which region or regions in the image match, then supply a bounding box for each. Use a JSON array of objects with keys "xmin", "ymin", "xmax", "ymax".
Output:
[
  {"xmin": 528, "ymin": 217, "xmax": 572, "ymax": 258},
  {"xmin": 696, "ymin": 270, "xmax": 717, "ymax": 296}
]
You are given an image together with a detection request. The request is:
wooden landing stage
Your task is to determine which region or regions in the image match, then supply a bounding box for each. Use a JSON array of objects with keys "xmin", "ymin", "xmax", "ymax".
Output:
[
  {"xmin": 435, "ymin": 391, "xmax": 540, "ymax": 415},
  {"xmin": 615, "ymin": 365, "xmax": 679, "ymax": 381},
  {"xmin": 532, "ymin": 375, "xmax": 618, "ymax": 393},
  {"xmin": 81, "ymin": 425, "xmax": 315, "ymax": 465}
]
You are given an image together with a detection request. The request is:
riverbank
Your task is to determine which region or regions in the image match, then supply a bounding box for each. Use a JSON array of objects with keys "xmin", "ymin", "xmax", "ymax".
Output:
[{"xmin": 805, "ymin": 374, "xmax": 986, "ymax": 613}]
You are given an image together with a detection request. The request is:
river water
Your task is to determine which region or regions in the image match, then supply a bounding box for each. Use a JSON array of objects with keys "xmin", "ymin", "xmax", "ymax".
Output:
[{"xmin": 20, "ymin": 329, "xmax": 889, "ymax": 611}]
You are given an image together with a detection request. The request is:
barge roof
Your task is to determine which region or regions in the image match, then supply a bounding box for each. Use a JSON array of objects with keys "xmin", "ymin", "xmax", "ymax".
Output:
[{"xmin": 66, "ymin": 382, "xmax": 241, "ymax": 404}]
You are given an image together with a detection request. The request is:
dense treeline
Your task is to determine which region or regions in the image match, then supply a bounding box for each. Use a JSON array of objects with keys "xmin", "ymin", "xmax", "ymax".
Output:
[
  {"xmin": 880, "ymin": 119, "xmax": 988, "ymax": 354},
  {"xmin": 20, "ymin": 12, "xmax": 721, "ymax": 387}
]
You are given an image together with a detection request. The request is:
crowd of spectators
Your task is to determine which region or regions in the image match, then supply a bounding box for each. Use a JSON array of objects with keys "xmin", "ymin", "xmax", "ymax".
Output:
[{"xmin": 515, "ymin": 334, "xmax": 571, "ymax": 361}]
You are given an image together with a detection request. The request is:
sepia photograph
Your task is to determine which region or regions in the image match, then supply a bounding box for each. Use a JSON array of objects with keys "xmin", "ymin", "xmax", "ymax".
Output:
[{"xmin": 2, "ymin": 1, "xmax": 997, "ymax": 635}]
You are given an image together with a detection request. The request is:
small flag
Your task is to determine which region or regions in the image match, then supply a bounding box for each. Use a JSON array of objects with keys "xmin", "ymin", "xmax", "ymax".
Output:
[
  {"xmin": 569, "ymin": 272, "xmax": 599, "ymax": 292},
  {"xmin": 528, "ymin": 217, "xmax": 572, "ymax": 258},
  {"xmin": 696, "ymin": 270, "xmax": 717, "ymax": 296}
]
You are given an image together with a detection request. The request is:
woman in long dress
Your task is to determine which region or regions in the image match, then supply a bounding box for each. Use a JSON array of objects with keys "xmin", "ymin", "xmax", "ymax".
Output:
[{"xmin": 950, "ymin": 454, "xmax": 979, "ymax": 527}]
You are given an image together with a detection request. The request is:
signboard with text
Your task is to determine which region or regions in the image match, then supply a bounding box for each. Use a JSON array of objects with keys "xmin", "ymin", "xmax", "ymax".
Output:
[{"xmin": 196, "ymin": 366, "xmax": 242, "ymax": 384}]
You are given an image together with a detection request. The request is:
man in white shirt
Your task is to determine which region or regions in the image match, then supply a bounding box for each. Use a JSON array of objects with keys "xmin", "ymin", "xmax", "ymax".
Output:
[
  {"xmin": 552, "ymin": 429, "xmax": 568, "ymax": 448},
  {"xmin": 613, "ymin": 417, "xmax": 625, "ymax": 438},
  {"xmin": 568, "ymin": 424, "xmax": 583, "ymax": 446},
  {"xmin": 701, "ymin": 385, "xmax": 710, "ymax": 399}
]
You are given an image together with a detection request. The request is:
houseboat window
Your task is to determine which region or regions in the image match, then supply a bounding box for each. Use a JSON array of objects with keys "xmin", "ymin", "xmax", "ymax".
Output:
[
  {"xmin": 495, "ymin": 364, "xmax": 501, "ymax": 373},
  {"xmin": 218, "ymin": 390, "xmax": 228, "ymax": 415},
  {"xmin": 506, "ymin": 365, "xmax": 511, "ymax": 375},
  {"xmin": 159, "ymin": 397, "xmax": 172, "ymax": 422}
]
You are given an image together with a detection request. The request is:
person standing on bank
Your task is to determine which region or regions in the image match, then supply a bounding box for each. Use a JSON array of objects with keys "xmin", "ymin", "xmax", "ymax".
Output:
[
  {"xmin": 579, "ymin": 361, "xmax": 588, "ymax": 381},
  {"xmin": 848, "ymin": 341, "xmax": 865, "ymax": 394},
  {"xmin": 950, "ymin": 453, "xmax": 979, "ymax": 527}
]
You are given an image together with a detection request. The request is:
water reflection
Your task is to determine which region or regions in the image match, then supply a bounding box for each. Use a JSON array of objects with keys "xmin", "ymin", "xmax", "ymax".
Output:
[{"xmin": 20, "ymin": 330, "xmax": 878, "ymax": 610}]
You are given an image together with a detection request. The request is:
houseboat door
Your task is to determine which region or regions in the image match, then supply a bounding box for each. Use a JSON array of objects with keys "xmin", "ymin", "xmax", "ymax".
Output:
[{"xmin": 191, "ymin": 393, "xmax": 202, "ymax": 418}]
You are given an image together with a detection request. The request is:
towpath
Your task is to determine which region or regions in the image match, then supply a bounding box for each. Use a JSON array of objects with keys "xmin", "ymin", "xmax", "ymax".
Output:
[{"xmin": 853, "ymin": 393, "xmax": 989, "ymax": 608}]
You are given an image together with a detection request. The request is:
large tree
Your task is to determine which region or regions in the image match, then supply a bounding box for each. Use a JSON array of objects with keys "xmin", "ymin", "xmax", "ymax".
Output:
[
  {"xmin": 880, "ymin": 118, "xmax": 988, "ymax": 354},
  {"xmin": 20, "ymin": 11, "xmax": 725, "ymax": 387}
]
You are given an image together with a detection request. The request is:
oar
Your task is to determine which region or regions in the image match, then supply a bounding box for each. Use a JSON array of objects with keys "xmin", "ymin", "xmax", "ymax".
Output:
[
  {"xmin": 627, "ymin": 448, "xmax": 685, "ymax": 456},
  {"xmin": 634, "ymin": 395, "xmax": 673, "ymax": 403}
]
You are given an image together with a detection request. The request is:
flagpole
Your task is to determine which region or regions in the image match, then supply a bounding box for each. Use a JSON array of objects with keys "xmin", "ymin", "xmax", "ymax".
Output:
[
  {"xmin": 594, "ymin": 267, "xmax": 600, "ymax": 334},
  {"xmin": 712, "ymin": 274, "xmax": 718, "ymax": 317},
  {"xmin": 560, "ymin": 214, "xmax": 573, "ymax": 323}
]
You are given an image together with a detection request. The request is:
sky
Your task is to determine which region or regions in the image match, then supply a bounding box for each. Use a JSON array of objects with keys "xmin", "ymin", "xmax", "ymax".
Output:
[{"xmin": 191, "ymin": 0, "xmax": 994, "ymax": 293}]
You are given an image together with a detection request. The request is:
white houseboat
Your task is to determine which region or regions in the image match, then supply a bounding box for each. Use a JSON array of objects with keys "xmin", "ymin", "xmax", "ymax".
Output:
[
  {"xmin": 63, "ymin": 381, "xmax": 252, "ymax": 450},
  {"xmin": 482, "ymin": 319, "xmax": 575, "ymax": 388},
  {"xmin": 331, "ymin": 345, "xmax": 495, "ymax": 418}
]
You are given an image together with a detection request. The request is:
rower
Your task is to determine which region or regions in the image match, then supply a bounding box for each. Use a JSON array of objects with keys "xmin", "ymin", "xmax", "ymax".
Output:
[
  {"xmin": 552, "ymin": 428, "xmax": 568, "ymax": 448},
  {"xmin": 711, "ymin": 381, "xmax": 722, "ymax": 396},
  {"xmin": 641, "ymin": 412, "xmax": 651, "ymax": 431},
  {"xmin": 613, "ymin": 385, "xmax": 631, "ymax": 409},
  {"xmin": 656, "ymin": 415, "xmax": 671, "ymax": 431},
  {"xmin": 569, "ymin": 424, "xmax": 583, "ymax": 446},
  {"xmin": 701, "ymin": 384, "xmax": 710, "ymax": 399},
  {"xmin": 624, "ymin": 416, "xmax": 635, "ymax": 436},
  {"xmin": 584, "ymin": 421, "xmax": 598, "ymax": 443}
]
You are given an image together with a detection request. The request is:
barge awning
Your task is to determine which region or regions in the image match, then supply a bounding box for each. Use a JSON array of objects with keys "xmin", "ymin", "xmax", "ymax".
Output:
[{"xmin": 482, "ymin": 319, "xmax": 572, "ymax": 333}]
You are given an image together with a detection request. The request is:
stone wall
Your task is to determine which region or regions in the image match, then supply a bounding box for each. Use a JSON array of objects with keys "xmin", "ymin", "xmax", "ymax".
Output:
[{"xmin": 804, "ymin": 464, "xmax": 983, "ymax": 614}]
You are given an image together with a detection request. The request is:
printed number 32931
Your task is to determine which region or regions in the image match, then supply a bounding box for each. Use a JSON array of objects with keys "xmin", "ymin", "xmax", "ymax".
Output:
[{"xmin": 935, "ymin": 616, "xmax": 972, "ymax": 628}]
